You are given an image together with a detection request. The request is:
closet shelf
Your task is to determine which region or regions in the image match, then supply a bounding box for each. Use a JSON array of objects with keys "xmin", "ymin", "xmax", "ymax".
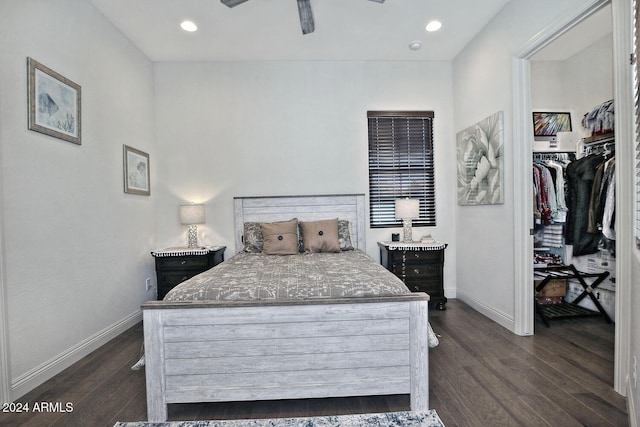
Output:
[
  {"xmin": 534, "ymin": 264, "xmax": 611, "ymax": 327},
  {"xmin": 583, "ymin": 131, "xmax": 614, "ymax": 145}
]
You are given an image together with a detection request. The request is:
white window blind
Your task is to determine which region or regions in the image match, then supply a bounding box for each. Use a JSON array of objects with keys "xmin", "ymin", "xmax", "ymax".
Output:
[{"xmin": 367, "ymin": 111, "xmax": 436, "ymax": 228}]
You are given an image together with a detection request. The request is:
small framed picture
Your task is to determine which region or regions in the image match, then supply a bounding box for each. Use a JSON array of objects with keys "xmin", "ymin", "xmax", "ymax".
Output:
[
  {"xmin": 123, "ymin": 145, "xmax": 150, "ymax": 196},
  {"xmin": 532, "ymin": 112, "xmax": 572, "ymax": 141},
  {"xmin": 27, "ymin": 57, "xmax": 81, "ymax": 145}
]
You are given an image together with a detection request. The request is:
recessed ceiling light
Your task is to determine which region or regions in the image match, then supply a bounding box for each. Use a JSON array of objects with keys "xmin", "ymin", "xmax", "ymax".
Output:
[
  {"xmin": 425, "ymin": 20, "xmax": 442, "ymax": 32},
  {"xmin": 409, "ymin": 41, "xmax": 422, "ymax": 51},
  {"xmin": 180, "ymin": 20, "xmax": 198, "ymax": 32}
]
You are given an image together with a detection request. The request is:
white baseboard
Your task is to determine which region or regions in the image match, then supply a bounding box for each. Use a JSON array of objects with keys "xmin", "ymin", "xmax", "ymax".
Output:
[
  {"xmin": 454, "ymin": 290, "xmax": 516, "ymax": 332},
  {"xmin": 628, "ymin": 378, "xmax": 638, "ymax": 427},
  {"xmin": 11, "ymin": 310, "xmax": 142, "ymax": 400}
]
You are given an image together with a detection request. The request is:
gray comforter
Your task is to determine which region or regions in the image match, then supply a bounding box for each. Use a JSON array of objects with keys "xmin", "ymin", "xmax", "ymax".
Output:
[{"xmin": 164, "ymin": 249, "xmax": 411, "ymax": 302}]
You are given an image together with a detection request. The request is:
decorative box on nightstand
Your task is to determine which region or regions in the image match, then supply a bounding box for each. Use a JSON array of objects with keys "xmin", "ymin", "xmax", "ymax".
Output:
[
  {"xmin": 378, "ymin": 241, "xmax": 448, "ymax": 310},
  {"xmin": 151, "ymin": 246, "xmax": 226, "ymax": 300}
]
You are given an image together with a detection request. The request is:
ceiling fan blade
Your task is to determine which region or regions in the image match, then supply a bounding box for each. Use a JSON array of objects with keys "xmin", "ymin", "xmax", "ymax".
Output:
[
  {"xmin": 297, "ymin": 0, "xmax": 315, "ymax": 34},
  {"xmin": 220, "ymin": 0, "xmax": 250, "ymax": 7},
  {"xmin": 368, "ymin": 0, "xmax": 385, "ymax": 3}
]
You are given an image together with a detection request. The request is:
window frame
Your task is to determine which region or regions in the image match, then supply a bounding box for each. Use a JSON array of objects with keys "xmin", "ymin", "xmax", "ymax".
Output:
[
  {"xmin": 635, "ymin": 0, "xmax": 640, "ymax": 248},
  {"xmin": 367, "ymin": 110, "xmax": 436, "ymax": 229}
]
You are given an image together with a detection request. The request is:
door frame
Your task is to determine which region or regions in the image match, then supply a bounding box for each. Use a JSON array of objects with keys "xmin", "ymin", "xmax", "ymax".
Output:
[
  {"xmin": 512, "ymin": 0, "xmax": 631, "ymax": 394},
  {"xmin": 0, "ymin": 94, "xmax": 10, "ymax": 403},
  {"xmin": 0, "ymin": 222, "xmax": 8, "ymax": 403}
]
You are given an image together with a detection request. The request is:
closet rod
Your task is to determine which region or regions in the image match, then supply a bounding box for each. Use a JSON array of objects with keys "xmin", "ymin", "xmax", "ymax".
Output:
[
  {"xmin": 582, "ymin": 141, "xmax": 615, "ymax": 156},
  {"xmin": 533, "ymin": 152, "xmax": 576, "ymax": 161},
  {"xmin": 579, "ymin": 132, "xmax": 615, "ymax": 157}
]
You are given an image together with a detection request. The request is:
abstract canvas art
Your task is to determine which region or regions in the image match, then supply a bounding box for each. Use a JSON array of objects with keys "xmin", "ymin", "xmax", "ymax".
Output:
[{"xmin": 456, "ymin": 111, "xmax": 504, "ymax": 206}]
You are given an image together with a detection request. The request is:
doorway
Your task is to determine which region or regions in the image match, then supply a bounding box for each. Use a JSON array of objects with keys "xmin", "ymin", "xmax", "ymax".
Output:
[
  {"xmin": 512, "ymin": 0, "xmax": 632, "ymax": 395},
  {"xmin": 530, "ymin": 6, "xmax": 615, "ymax": 325}
]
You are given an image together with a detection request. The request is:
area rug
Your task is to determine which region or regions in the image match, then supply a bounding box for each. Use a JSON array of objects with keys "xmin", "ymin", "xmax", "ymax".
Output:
[{"xmin": 114, "ymin": 410, "xmax": 444, "ymax": 427}]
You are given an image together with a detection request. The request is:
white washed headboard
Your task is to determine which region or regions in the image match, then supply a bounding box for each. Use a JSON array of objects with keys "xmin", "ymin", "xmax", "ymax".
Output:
[{"xmin": 233, "ymin": 194, "xmax": 366, "ymax": 252}]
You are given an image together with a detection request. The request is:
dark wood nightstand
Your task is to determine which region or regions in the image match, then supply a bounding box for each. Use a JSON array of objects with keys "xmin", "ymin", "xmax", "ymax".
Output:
[
  {"xmin": 151, "ymin": 246, "xmax": 226, "ymax": 300},
  {"xmin": 378, "ymin": 241, "xmax": 448, "ymax": 310}
]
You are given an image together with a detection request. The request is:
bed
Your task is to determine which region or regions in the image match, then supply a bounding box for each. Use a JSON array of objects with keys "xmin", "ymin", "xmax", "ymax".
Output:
[{"xmin": 142, "ymin": 194, "xmax": 433, "ymax": 422}]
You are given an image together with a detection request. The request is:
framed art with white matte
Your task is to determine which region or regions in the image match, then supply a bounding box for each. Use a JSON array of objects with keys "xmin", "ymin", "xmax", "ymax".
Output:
[
  {"xmin": 123, "ymin": 145, "xmax": 150, "ymax": 196},
  {"xmin": 27, "ymin": 57, "xmax": 81, "ymax": 145}
]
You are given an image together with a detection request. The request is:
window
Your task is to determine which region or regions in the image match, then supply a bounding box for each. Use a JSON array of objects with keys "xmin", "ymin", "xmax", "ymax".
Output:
[
  {"xmin": 635, "ymin": 1, "xmax": 640, "ymax": 248},
  {"xmin": 367, "ymin": 111, "xmax": 436, "ymax": 228}
]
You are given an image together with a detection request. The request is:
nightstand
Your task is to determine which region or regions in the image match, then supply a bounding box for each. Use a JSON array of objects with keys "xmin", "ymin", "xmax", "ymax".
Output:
[
  {"xmin": 151, "ymin": 246, "xmax": 226, "ymax": 300},
  {"xmin": 378, "ymin": 241, "xmax": 448, "ymax": 310}
]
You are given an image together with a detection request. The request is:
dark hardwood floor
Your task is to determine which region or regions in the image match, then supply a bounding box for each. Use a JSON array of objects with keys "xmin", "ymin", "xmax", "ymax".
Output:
[{"xmin": 0, "ymin": 299, "xmax": 627, "ymax": 426}]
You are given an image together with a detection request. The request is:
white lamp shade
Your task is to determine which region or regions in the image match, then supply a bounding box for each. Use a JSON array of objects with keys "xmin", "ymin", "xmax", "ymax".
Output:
[
  {"xmin": 180, "ymin": 204, "xmax": 205, "ymax": 225},
  {"xmin": 395, "ymin": 198, "xmax": 420, "ymax": 219}
]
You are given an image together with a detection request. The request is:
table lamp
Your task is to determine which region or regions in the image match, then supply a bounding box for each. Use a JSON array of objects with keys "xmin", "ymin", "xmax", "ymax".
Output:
[
  {"xmin": 395, "ymin": 198, "xmax": 420, "ymax": 243},
  {"xmin": 180, "ymin": 204, "xmax": 205, "ymax": 248}
]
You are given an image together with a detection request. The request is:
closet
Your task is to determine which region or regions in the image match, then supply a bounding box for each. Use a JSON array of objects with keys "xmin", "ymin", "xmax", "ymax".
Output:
[{"xmin": 532, "ymin": 101, "xmax": 616, "ymax": 326}]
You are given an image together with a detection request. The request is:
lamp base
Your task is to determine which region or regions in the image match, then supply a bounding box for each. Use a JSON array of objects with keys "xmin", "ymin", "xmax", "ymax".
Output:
[
  {"xmin": 402, "ymin": 218, "xmax": 413, "ymax": 242},
  {"xmin": 187, "ymin": 225, "xmax": 199, "ymax": 248}
]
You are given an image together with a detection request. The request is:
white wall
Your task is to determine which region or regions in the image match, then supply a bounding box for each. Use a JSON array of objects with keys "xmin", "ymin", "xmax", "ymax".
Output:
[
  {"xmin": 532, "ymin": 34, "xmax": 614, "ymax": 133},
  {"xmin": 452, "ymin": 0, "xmax": 586, "ymax": 327},
  {"xmin": 153, "ymin": 61, "xmax": 457, "ymax": 292},
  {"xmin": 0, "ymin": 0, "xmax": 156, "ymax": 398}
]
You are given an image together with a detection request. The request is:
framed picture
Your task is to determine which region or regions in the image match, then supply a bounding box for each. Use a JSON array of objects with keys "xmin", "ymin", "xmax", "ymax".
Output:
[
  {"xmin": 27, "ymin": 57, "xmax": 81, "ymax": 145},
  {"xmin": 123, "ymin": 145, "xmax": 150, "ymax": 196},
  {"xmin": 456, "ymin": 111, "xmax": 504, "ymax": 206},
  {"xmin": 532, "ymin": 112, "xmax": 572, "ymax": 141}
]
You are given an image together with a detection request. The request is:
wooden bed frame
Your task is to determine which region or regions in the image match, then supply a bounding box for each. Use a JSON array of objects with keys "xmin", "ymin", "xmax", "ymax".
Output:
[{"xmin": 142, "ymin": 194, "xmax": 430, "ymax": 421}]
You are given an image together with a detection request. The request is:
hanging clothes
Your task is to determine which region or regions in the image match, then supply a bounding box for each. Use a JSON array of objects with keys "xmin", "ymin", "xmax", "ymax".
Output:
[
  {"xmin": 547, "ymin": 160, "xmax": 568, "ymax": 212},
  {"xmin": 598, "ymin": 157, "xmax": 616, "ymax": 255},
  {"xmin": 587, "ymin": 160, "xmax": 606, "ymax": 234},
  {"xmin": 565, "ymin": 149, "xmax": 615, "ymax": 257},
  {"xmin": 532, "ymin": 156, "xmax": 570, "ymax": 225},
  {"xmin": 565, "ymin": 154, "xmax": 605, "ymax": 255},
  {"xmin": 533, "ymin": 164, "xmax": 551, "ymax": 225},
  {"xmin": 600, "ymin": 158, "xmax": 615, "ymax": 240}
]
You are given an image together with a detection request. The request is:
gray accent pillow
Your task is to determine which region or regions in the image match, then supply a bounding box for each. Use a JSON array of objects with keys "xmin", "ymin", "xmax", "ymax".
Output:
[
  {"xmin": 242, "ymin": 222, "xmax": 263, "ymax": 253},
  {"xmin": 338, "ymin": 219, "xmax": 354, "ymax": 251}
]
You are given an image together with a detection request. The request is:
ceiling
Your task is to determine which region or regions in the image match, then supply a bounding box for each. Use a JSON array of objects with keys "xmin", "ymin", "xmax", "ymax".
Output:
[
  {"xmin": 90, "ymin": 0, "xmax": 613, "ymax": 63},
  {"xmin": 90, "ymin": 0, "xmax": 513, "ymax": 61},
  {"xmin": 531, "ymin": 4, "xmax": 612, "ymax": 61}
]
